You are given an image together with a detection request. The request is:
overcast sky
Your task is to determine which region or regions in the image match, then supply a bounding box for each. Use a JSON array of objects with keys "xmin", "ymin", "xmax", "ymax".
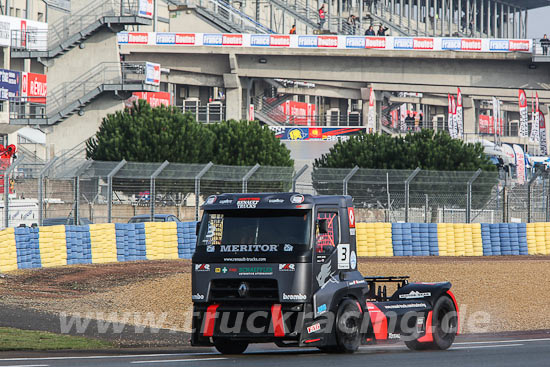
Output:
[{"xmin": 529, "ymin": 7, "xmax": 550, "ymax": 38}]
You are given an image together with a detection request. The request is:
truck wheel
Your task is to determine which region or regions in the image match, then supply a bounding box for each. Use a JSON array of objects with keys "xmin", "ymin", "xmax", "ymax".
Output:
[
  {"xmin": 213, "ymin": 338, "xmax": 249, "ymax": 354},
  {"xmin": 405, "ymin": 295, "xmax": 457, "ymax": 351},
  {"xmin": 334, "ymin": 299, "xmax": 362, "ymax": 353}
]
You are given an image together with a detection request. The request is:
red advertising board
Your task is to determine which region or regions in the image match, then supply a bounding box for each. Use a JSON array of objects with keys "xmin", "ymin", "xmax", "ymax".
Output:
[
  {"xmin": 278, "ymin": 101, "xmax": 317, "ymax": 125},
  {"xmin": 21, "ymin": 72, "xmax": 47, "ymax": 104},
  {"xmin": 479, "ymin": 115, "xmax": 504, "ymax": 135},
  {"xmin": 126, "ymin": 92, "xmax": 171, "ymax": 108}
]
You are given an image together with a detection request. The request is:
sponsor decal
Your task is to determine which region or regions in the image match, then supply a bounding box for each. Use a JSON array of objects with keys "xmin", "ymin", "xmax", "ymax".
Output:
[
  {"xmin": 237, "ymin": 197, "xmax": 260, "ymax": 208},
  {"xmin": 223, "ymin": 257, "xmax": 267, "ymax": 262},
  {"xmin": 290, "ymin": 194, "xmax": 305, "ymax": 204},
  {"xmin": 399, "ymin": 291, "xmax": 432, "ymax": 299},
  {"xmin": 317, "ymin": 35, "xmax": 338, "ymax": 48},
  {"xmin": 118, "ymin": 33, "xmax": 129, "ymax": 43},
  {"xmin": 156, "ymin": 32, "xmax": 175, "ymax": 44},
  {"xmin": 365, "ymin": 37, "xmax": 386, "ymax": 48},
  {"xmin": 350, "ymin": 252, "xmax": 357, "ymax": 270},
  {"xmin": 384, "ymin": 303, "xmax": 427, "ymax": 309},
  {"xmin": 220, "ymin": 266, "xmax": 229, "ymax": 274},
  {"xmin": 268, "ymin": 198, "xmax": 285, "ymax": 204},
  {"xmin": 317, "ymin": 304, "xmax": 327, "ymax": 315},
  {"xmin": 279, "ymin": 263, "xmax": 296, "ymax": 271},
  {"xmin": 348, "ymin": 279, "xmax": 365, "ymax": 286},
  {"xmin": 413, "ymin": 38, "xmax": 434, "ymax": 50},
  {"xmin": 175, "ymin": 33, "xmax": 195, "ymax": 45},
  {"xmin": 220, "ymin": 244, "xmax": 278, "ymax": 252},
  {"xmin": 509, "ymin": 40, "xmax": 530, "ymax": 51},
  {"xmin": 350, "ymin": 228, "xmax": 356, "ymax": 236},
  {"xmin": 394, "ymin": 37, "xmax": 414, "ymax": 49},
  {"xmin": 192, "ymin": 293, "xmax": 204, "ymax": 300},
  {"xmin": 283, "ymin": 293, "xmax": 307, "ymax": 300},
  {"xmin": 284, "ymin": 244, "xmax": 294, "ymax": 252},
  {"xmin": 250, "ymin": 34, "xmax": 270, "ymax": 46},
  {"xmin": 128, "ymin": 32, "xmax": 149, "ymax": 44},
  {"xmin": 238, "ymin": 267, "xmax": 273, "ymax": 276},
  {"xmin": 307, "ymin": 323, "xmax": 321, "ymax": 333},
  {"xmin": 270, "ymin": 35, "xmax": 290, "ymax": 47},
  {"xmin": 195, "ymin": 264, "xmax": 210, "ymax": 272},
  {"xmin": 489, "ymin": 39, "xmax": 509, "ymax": 51},
  {"xmin": 461, "ymin": 38, "xmax": 482, "ymax": 51},
  {"xmin": 223, "ymin": 34, "xmax": 243, "ymax": 46},
  {"xmin": 348, "ymin": 207, "xmax": 355, "ymax": 228},
  {"xmin": 218, "ymin": 199, "xmax": 233, "ymax": 204},
  {"xmin": 203, "ymin": 33, "xmax": 223, "ymax": 45},
  {"xmin": 206, "ymin": 195, "xmax": 217, "ymax": 205},
  {"xmin": 316, "ymin": 263, "xmax": 335, "ymax": 287},
  {"xmin": 298, "ymin": 36, "xmax": 317, "ymax": 47},
  {"xmin": 441, "ymin": 38, "xmax": 460, "ymax": 50},
  {"xmin": 206, "ymin": 245, "xmax": 215, "ymax": 252},
  {"xmin": 388, "ymin": 333, "xmax": 401, "ymax": 339},
  {"xmin": 21, "ymin": 72, "xmax": 46, "ymax": 104},
  {"xmin": 346, "ymin": 36, "xmax": 365, "ymax": 48}
]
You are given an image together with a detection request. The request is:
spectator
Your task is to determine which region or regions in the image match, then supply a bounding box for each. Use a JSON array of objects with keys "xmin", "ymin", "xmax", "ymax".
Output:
[
  {"xmin": 289, "ymin": 24, "xmax": 296, "ymax": 34},
  {"xmin": 319, "ymin": 4, "xmax": 326, "ymax": 29},
  {"xmin": 377, "ymin": 24, "xmax": 389, "ymax": 36},
  {"xmin": 347, "ymin": 14, "xmax": 357, "ymax": 35},
  {"xmin": 469, "ymin": 20, "xmax": 474, "ymax": 36},
  {"xmin": 405, "ymin": 112, "xmax": 415, "ymax": 131},
  {"xmin": 365, "ymin": 25, "xmax": 375, "ymax": 36},
  {"xmin": 541, "ymin": 34, "xmax": 550, "ymax": 55}
]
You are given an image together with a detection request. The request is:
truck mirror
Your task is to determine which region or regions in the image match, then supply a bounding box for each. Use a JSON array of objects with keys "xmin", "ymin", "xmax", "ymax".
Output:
[
  {"xmin": 318, "ymin": 219, "xmax": 328, "ymax": 234},
  {"xmin": 196, "ymin": 221, "xmax": 201, "ymax": 236}
]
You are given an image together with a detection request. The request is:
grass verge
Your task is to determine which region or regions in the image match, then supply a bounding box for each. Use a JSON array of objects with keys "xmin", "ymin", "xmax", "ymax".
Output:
[{"xmin": 0, "ymin": 327, "xmax": 113, "ymax": 351}]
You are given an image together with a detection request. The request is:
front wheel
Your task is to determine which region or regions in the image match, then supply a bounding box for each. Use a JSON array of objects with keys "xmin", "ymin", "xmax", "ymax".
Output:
[
  {"xmin": 405, "ymin": 295, "xmax": 457, "ymax": 351},
  {"xmin": 213, "ymin": 338, "xmax": 249, "ymax": 354},
  {"xmin": 334, "ymin": 299, "xmax": 363, "ymax": 353}
]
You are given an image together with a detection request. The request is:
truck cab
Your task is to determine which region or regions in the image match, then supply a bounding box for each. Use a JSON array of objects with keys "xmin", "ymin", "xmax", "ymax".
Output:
[{"xmin": 191, "ymin": 193, "xmax": 458, "ymax": 354}]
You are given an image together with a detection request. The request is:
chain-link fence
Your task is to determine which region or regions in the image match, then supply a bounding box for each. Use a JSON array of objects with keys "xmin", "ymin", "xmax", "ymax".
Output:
[{"xmin": 3, "ymin": 156, "xmax": 550, "ymax": 229}]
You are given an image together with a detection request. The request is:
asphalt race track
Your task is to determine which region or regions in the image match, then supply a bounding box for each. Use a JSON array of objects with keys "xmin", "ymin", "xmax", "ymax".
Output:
[{"xmin": 1, "ymin": 336, "xmax": 550, "ymax": 367}]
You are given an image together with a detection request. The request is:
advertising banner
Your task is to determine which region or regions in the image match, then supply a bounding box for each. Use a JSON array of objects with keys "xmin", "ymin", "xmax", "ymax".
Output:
[
  {"xmin": 269, "ymin": 126, "xmax": 366, "ymax": 141},
  {"xmin": 0, "ymin": 15, "xmax": 48, "ymax": 51},
  {"xmin": 400, "ymin": 103, "xmax": 407, "ymax": 131},
  {"xmin": 456, "ymin": 87, "xmax": 463, "ymax": 138},
  {"xmin": 367, "ymin": 87, "xmax": 376, "ymax": 133},
  {"xmin": 277, "ymin": 101, "xmax": 316, "ymax": 125},
  {"xmin": 479, "ymin": 115, "xmax": 503, "ymax": 134},
  {"xmin": 0, "ymin": 69, "xmax": 20, "ymax": 101},
  {"xmin": 139, "ymin": 0, "xmax": 154, "ymax": 19},
  {"xmin": 451, "ymin": 95, "xmax": 457, "ymax": 138},
  {"xmin": 512, "ymin": 144, "xmax": 526, "ymax": 184},
  {"xmin": 501, "ymin": 144, "xmax": 516, "ymax": 165},
  {"xmin": 540, "ymin": 112, "xmax": 547, "ymax": 155},
  {"xmin": 126, "ymin": 91, "xmax": 171, "ymax": 108},
  {"xmin": 145, "ymin": 62, "xmax": 160, "ymax": 86},
  {"xmin": 21, "ymin": 72, "xmax": 46, "ymax": 104},
  {"xmin": 448, "ymin": 94, "xmax": 453, "ymax": 136},
  {"xmin": 518, "ymin": 89, "xmax": 529, "ymax": 138},
  {"xmin": 529, "ymin": 93, "xmax": 540, "ymax": 144},
  {"xmin": 117, "ymin": 32, "xmax": 533, "ymax": 53}
]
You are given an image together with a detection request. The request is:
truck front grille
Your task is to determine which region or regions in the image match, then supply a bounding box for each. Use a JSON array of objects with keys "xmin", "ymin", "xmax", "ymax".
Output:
[{"xmin": 210, "ymin": 278, "xmax": 279, "ymax": 302}]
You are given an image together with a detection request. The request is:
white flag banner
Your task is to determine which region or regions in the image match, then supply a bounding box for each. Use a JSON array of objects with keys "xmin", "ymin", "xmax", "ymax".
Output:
[
  {"xmin": 456, "ymin": 88, "xmax": 463, "ymax": 139},
  {"xmin": 492, "ymin": 97, "xmax": 499, "ymax": 136},
  {"xmin": 513, "ymin": 144, "xmax": 526, "ymax": 185},
  {"xmin": 367, "ymin": 87, "xmax": 376, "ymax": 133},
  {"xmin": 518, "ymin": 89, "xmax": 528, "ymax": 138},
  {"xmin": 400, "ymin": 104, "xmax": 407, "ymax": 132},
  {"xmin": 448, "ymin": 94, "xmax": 453, "ymax": 137},
  {"xmin": 451, "ymin": 95, "xmax": 458, "ymax": 138},
  {"xmin": 540, "ymin": 111, "xmax": 547, "ymax": 155},
  {"xmin": 529, "ymin": 93, "xmax": 540, "ymax": 144}
]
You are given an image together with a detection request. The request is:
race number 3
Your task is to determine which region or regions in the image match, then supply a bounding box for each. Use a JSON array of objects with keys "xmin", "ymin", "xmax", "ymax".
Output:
[{"xmin": 338, "ymin": 243, "xmax": 350, "ymax": 270}]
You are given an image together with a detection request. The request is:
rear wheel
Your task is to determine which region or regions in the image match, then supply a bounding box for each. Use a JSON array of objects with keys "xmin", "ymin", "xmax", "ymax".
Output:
[
  {"xmin": 213, "ymin": 338, "xmax": 249, "ymax": 354},
  {"xmin": 405, "ymin": 295, "xmax": 457, "ymax": 351},
  {"xmin": 334, "ymin": 299, "xmax": 362, "ymax": 353}
]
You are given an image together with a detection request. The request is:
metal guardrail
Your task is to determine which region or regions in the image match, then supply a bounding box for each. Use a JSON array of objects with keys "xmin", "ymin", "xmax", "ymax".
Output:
[{"xmin": 199, "ymin": 0, "xmax": 275, "ymax": 34}]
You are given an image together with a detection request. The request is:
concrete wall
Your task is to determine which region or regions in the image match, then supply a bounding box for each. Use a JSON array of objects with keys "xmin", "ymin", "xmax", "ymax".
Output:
[{"xmin": 166, "ymin": 9, "xmax": 223, "ymax": 33}]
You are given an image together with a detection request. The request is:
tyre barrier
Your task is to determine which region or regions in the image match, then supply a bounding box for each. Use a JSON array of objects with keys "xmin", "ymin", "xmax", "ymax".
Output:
[{"xmin": 1, "ymin": 221, "xmax": 550, "ymax": 272}]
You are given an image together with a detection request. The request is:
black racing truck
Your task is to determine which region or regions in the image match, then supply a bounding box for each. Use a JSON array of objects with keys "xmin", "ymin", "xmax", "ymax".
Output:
[{"xmin": 192, "ymin": 193, "xmax": 458, "ymax": 354}]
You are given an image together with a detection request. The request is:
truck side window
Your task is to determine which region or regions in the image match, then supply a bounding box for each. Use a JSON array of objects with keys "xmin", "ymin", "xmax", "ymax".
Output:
[{"xmin": 316, "ymin": 212, "xmax": 338, "ymax": 254}]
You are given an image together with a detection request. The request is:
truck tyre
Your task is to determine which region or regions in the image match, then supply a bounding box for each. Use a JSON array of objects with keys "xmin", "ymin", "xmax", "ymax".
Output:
[
  {"xmin": 405, "ymin": 295, "xmax": 457, "ymax": 351},
  {"xmin": 213, "ymin": 338, "xmax": 249, "ymax": 354},
  {"xmin": 334, "ymin": 299, "xmax": 362, "ymax": 353}
]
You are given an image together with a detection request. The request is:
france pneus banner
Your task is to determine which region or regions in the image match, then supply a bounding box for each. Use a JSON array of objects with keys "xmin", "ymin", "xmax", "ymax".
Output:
[
  {"xmin": 448, "ymin": 94, "xmax": 457, "ymax": 138},
  {"xmin": 529, "ymin": 93, "xmax": 540, "ymax": 144},
  {"xmin": 518, "ymin": 89, "xmax": 529, "ymax": 138},
  {"xmin": 456, "ymin": 88, "xmax": 463, "ymax": 138},
  {"xmin": 367, "ymin": 88, "xmax": 376, "ymax": 133}
]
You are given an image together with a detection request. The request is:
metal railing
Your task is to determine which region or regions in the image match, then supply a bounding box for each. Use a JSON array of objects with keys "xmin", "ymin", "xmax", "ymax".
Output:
[
  {"xmin": 181, "ymin": 104, "xmax": 226, "ymax": 123},
  {"xmin": 9, "ymin": 62, "xmax": 155, "ymax": 121},
  {"xmin": 197, "ymin": 0, "xmax": 275, "ymax": 34},
  {"xmin": 11, "ymin": 0, "xmax": 148, "ymax": 53},
  {"xmin": 3, "ymin": 157, "xmax": 550, "ymax": 228}
]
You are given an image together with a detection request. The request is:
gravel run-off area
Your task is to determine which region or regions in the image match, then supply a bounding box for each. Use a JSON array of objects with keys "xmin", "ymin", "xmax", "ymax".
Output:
[{"xmin": 1, "ymin": 257, "xmax": 549, "ymax": 335}]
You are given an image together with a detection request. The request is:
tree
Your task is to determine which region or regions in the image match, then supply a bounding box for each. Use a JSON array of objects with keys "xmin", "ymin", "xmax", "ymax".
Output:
[
  {"xmin": 86, "ymin": 100, "xmax": 214, "ymax": 163},
  {"xmin": 312, "ymin": 130, "xmax": 498, "ymax": 212}
]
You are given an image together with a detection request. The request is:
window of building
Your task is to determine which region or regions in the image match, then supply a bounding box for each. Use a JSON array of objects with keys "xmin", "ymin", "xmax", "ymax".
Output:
[
  {"xmin": 15, "ymin": 8, "xmax": 20, "ymax": 18},
  {"xmin": 37, "ymin": 12, "xmax": 44, "ymax": 21}
]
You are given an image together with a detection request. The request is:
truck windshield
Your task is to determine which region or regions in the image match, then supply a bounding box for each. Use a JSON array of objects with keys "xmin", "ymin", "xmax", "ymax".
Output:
[{"xmin": 198, "ymin": 210, "xmax": 311, "ymax": 247}]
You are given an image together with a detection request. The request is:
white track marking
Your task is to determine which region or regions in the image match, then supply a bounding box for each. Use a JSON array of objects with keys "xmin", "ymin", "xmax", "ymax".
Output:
[
  {"xmin": 0, "ymin": 365, "xmax": 49, "ymax": 367},
  {"xmin": 451, "ymin": 343, "xmax": 524, "ymax": 350},
  {"xmin": 131, "ymin": 358, "xmax": 227, "ymax": 364},
  {"xmin": 0, "ymin": 353, "xmax": 216, "ymax": 362},
  {"xmin": 454, "ymin": 338, "xmax": 550, "ymax": 345}
]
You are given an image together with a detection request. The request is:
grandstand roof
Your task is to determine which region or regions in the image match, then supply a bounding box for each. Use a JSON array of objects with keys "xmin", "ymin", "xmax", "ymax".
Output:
[{"xmin": 510, "ymin": 0, "xmax": 550, "ymax": 10}]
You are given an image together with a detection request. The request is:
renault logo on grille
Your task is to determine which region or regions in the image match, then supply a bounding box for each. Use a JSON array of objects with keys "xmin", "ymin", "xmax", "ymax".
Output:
[{"xmin": 238, "ymin": 282, "xmax": 249, "ymax": 297}]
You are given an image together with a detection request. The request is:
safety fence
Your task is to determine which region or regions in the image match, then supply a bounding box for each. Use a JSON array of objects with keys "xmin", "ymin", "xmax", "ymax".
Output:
[{"xmin": 2, "ymin": 221, "xmax": 550, "ymax": 273}]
